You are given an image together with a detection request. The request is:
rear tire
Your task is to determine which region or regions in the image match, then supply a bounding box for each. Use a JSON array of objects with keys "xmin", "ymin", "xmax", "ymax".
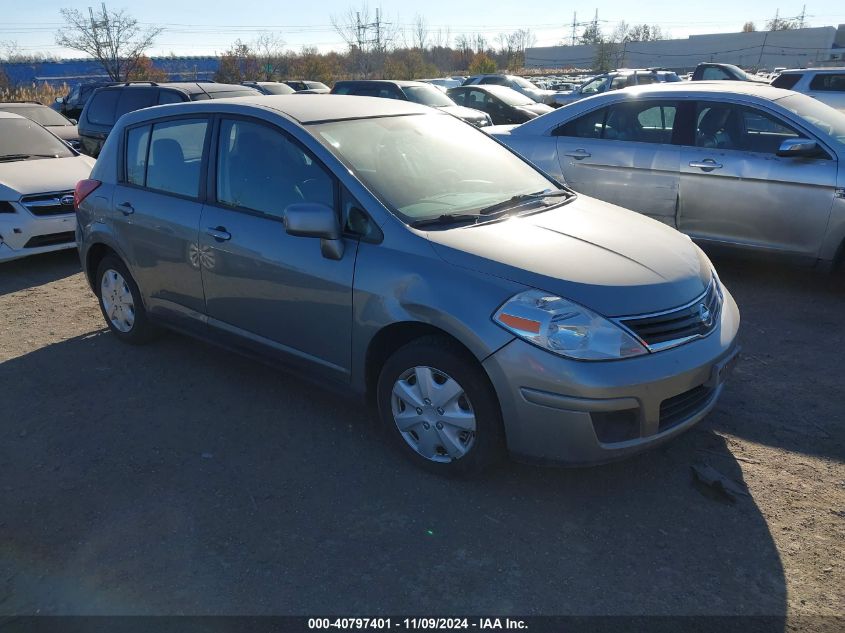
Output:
[
  {"xmin": 376, "ymin": 336, "xmax": 505, "ymax": 476},
  {"xmin": 95, "ymin": 255, "xmax": 159, "ymax": 344}
]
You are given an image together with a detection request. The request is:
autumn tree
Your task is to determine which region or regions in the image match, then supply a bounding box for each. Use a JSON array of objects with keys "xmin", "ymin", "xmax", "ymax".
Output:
[
  {"xmin": 127, "ymin": 56, "xmax": 168, "ymax": 82},
  {"xmin": 742, "ymin": 21, "xmax": 757, "ymax": 32},
  {"xmin": 215, "ymin": 40, "xmax": 261, "ymax": 83},
  {"xmin": 55, "ymin": 5, "xmax": 163, "ymax": 81},
  {"xmin": 468, "ymin": 52, "xmax": 496, "ymax": 75}
]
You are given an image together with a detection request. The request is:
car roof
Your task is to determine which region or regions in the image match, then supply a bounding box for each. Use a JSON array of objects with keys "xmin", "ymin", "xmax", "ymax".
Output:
[
  {"xmin": 0, "ymin": 111, "xmax": 27, "ymax": 119},
  {"xmin": 99, "ymin": 82, "xmax": 250, "ymax": 95},
  {"xmin": 779, "ymin": 67, "xmax": 845, "ymax": 74},
  {"xmin": 449, "ymin": 84, "xmax": 524, "ymax": 96},
  {"xmin": 118, "ymin": 94, "xmax": 438, "ymax": 126},
  {"xmin": 0, "ymin": 102, "xmax": 47, "ymax": 107},
  {"xmin": 335, "ymin": 79, "xmax": 428, "ymax": 88}
]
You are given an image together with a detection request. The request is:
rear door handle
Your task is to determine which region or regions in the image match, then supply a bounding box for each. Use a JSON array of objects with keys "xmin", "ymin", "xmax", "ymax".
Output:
[
  {"xmin": 206, "ymin": 226, "xmax": 231, "ymax": 242},
  {"xmin": 117, "ymin": 202, "xmax": 134, "ymax": 215},
  {"xmin": 565, "ymin": 149, "xmax": 591, "ymax": 159},
  {"xmin": 689, "ymin": 159, "xmax": 723, "ymax": 171}
]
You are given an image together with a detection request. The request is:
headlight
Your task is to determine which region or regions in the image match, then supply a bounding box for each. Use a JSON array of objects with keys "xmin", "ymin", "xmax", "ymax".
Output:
[{"xmin": 493, "ymin": 290, "xmax": 648, "ymax": 360}]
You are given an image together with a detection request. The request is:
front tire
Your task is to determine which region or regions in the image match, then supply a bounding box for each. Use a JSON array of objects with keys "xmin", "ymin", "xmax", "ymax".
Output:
[
  {"xmin": 376, "ymin": 336, "xmax": 505, "ymax": 476},
  {"xmin": 96, "ymin": 255, "xmax": 159, "ymax": 344}
]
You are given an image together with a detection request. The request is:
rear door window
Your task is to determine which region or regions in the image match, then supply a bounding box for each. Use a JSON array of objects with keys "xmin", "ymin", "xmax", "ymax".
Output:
[
  {"xmin": 86, "ymin": 90, "xmax": 119, "ymax": 125},
  {"xmin": 809, "ymin": 73, "xmax": 845, "ymax": 92},
  {"xmin": 604, "ymin": 101, "xmax": 677, "ymax": 143},
  {"xmin": 553, "ymin": 107, "xmax": 607, "ymax": 138},
  {"xmin": 126, "ymin": 118, "xmax": 208, "ymax": 198}
]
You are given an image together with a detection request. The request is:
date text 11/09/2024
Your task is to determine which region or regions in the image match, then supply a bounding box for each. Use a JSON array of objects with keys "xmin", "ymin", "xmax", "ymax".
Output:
[{"xmin": 307, "ymin": 618, "xmax": 528, "ymax": 630}]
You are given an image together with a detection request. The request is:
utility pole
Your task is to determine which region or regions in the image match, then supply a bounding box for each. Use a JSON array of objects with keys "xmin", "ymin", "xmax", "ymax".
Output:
[
  {"xmin": 798, "ymin": 5, "xmax": 806, "ymax": 29},
  {"xmin": 571, "ymin": 12, "xmax": 577, "ymax": 47}
]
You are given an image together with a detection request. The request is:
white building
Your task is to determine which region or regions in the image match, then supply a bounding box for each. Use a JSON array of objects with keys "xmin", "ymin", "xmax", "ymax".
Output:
[{"xmin": 525, "ymin": 25, "xmax": 845, "ymax": 71}]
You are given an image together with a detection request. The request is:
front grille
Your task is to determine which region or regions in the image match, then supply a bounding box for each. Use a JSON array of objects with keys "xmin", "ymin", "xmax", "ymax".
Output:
[
  {"xmin": 23, "ymin": 231, "xmax": 75, "ymax": 248},
  {"xmin": 659, "ymin": 384, "xmax": 715, "ymax": 433},
  {"xmin": 20, "ymin": 191, "xmax": 75, "ymax": 217},
  {"xmin": 619, "ymin": 279, "xmax": 722, "ymax": 350}
]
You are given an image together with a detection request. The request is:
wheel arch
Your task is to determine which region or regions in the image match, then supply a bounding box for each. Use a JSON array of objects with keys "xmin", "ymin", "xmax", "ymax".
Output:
[{"xmin": 364, "ymin": 321, "xmax": 490, "ymax": 407}]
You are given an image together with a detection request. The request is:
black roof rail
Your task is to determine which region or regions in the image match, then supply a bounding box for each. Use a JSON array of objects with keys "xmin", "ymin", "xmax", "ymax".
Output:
[{"xmin": 121, "ymin": 81, "xmax": 159, "ymax": 86}]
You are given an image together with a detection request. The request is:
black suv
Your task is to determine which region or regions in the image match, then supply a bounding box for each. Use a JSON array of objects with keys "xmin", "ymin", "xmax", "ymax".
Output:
[
  {"xmin": 77, "ymin": 81, "xmax": 260, "ymax": 157},
  {"xmin": 53, "ymin": 81, "xmax": 119, "ymax": 120}
]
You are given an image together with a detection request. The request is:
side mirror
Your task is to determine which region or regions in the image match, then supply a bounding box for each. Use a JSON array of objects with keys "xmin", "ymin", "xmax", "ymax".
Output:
[
  {"xmin": 68, "ymin": 118, "xmax": 78, "ymax": 125},
  {"xmin": 55, "ymin": 96, "xmax": 64, "ymax": 104},
  {"xmin": 776, "ymin": 138, "xmax": 822, "ymax": 158},
  {"xmin": 283, "ymin": 203, "xmax": 344, "ymax": 260}
]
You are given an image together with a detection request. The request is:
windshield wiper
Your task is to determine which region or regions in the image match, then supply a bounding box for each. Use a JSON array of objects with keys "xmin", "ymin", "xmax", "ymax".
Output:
[
  {"xmin": 411, "ymin": 213, "xmax": 482, "ymax": 229},
  {"xmin": 478, "ymin": 189, "xmax": 571, "ymax": 216},
  {"xmin": 0, "ymin": 153, "xmax": 59, "ymax": 162}
]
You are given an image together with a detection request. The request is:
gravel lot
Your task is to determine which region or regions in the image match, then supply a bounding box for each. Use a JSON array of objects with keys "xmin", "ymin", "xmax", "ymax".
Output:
[{"xmin": 1, "ymin": 249, "xmax": 843, "ymax": 620}]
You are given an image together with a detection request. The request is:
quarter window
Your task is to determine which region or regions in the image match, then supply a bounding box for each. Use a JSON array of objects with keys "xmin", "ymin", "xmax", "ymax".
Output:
[
  {"xmin": 125, "ymin": 125, "xmax": 151, "ymax": 186},
  {"xmin": 216, "ymin": 119, "xmax": 335, "ymax": 218}
]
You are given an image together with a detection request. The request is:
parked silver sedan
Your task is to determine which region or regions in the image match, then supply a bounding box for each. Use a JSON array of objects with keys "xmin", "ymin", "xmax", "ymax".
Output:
[{"xmin": 490, "ymin": 82, "xmax": 845, "ymax": 270}]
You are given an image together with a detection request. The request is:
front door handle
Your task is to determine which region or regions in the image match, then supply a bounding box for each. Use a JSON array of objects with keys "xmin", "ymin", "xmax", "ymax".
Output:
[
  {"xmin": 565, "ymin": 149, "xmax": 591, "ymax": 159},
  {"xmin": 689, "ymin": 159, "xmax": 723, "ymax": 171},
  {"xmin": 117, "ymin": 202, "xmax": 134, "ymax": 215},
  {"xmin": 206, "ymin": 226, "xmax": 231, "ymax": 242}
]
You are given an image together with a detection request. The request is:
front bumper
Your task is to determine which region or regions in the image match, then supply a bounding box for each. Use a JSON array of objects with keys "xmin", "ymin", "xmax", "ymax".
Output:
[
  {"xmin": 482, "ymin": 286, "xmax": 741, "ymax": 465},
  {"xmin": 0, "ymin": 208, "xmax": 77, "ymax": 263}
]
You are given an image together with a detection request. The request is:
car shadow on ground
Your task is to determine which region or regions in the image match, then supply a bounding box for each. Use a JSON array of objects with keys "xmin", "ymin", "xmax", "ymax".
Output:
[
  {"xmin": 0, "ymin": 249, "xmax": 82, "ymax": 296},
  {"xmin": 704, "ymin": 253, "xmax": 845, "ymax": 463},
  {"xmin": 1, "ymin": 328, "xmax": 786, "ymax": 620}
]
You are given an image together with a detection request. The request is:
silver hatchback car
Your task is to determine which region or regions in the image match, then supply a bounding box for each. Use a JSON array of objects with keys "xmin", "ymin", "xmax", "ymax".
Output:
[{"xmin": 76, "ymin": 95, "xmax": 740, "ymax": 474}]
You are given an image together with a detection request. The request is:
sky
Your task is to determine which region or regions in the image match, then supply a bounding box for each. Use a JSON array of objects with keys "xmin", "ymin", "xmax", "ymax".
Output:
[{"xmin": 3, "ymin": 0, "xmax": 845, "ymax": 58}]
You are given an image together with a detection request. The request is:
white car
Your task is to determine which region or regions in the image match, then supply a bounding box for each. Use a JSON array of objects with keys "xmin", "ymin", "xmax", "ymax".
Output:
[
  {"xmin": 0, "ymin": 112, "xmax": 95, "ymax": 262},
  {"xmin": 772, "ymin": 68, "xmax": 845, "ymax": 111}
]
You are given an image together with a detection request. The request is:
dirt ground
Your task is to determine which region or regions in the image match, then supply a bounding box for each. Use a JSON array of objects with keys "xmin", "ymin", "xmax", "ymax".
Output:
[{"xmin": 1, "ymin": 249, "xmax": 843, "ymax": 623}]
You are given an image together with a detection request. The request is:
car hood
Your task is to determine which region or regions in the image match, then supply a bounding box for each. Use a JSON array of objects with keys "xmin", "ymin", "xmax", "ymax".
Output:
[
  {"xmin": 437, "ymin": 104, "xmax": 488, "ymax": 122},
  {"xmin": 0, "ymin": 155, "xmax": 95, "ymax": 198},
  {"xmin": 46, "ymin": 125, "xmax": 80, "ymax": 141},
  {"xmin": 424, "ymin": 195, "xmax": 712, "ymax": 317}
]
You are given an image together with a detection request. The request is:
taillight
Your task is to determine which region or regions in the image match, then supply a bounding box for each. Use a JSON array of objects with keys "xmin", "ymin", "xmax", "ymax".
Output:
[{"xmin": 74, "ymin": 179, "xmax": 101, "ymax": 209}]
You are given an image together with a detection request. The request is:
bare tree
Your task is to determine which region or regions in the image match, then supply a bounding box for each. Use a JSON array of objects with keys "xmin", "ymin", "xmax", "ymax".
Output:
[
  {"xmin": 253, "ymin": 32, "xmax": 286, "ymax": 80},
  {"xmin": 413, "ymin": 14, "xmax": 429, "ymax": 50},
  {"xmin": 55, "ymin": 4, "xmax": 163, "ymax": 81}
]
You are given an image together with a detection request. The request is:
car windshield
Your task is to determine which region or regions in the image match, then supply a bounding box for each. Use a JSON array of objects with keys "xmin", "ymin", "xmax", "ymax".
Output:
[
  {"xmin": 0, "ymin": 118, "xmax": 74, "ymax": 159},
  {"xmin": 512, "ymin": 76, "xmax": 539, "ymax": 90},
  {"xmin": 305, "ymin": 82, "xmax": 330, "ymax": 90},
  {"xmin": 0, "ymin": 105, "xmax": 71, "ymax": 126},
  {"xmin": 579, "ymin": 77, "xmax": 607, "ymax": 94},
  {"xmin": 313, "ymin": 113, "xmax": 562, "ymax": 223},
  {"xmin": 403, "ymin": 85, "xmax": 454, "ymax": 107},
  {"xmin": 778, "ymin": 94, "xmax": 845, "ymax": 144},
  {"xmin": 260, "ymin": 83, "xmax": 294, "ymax": 95}
]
